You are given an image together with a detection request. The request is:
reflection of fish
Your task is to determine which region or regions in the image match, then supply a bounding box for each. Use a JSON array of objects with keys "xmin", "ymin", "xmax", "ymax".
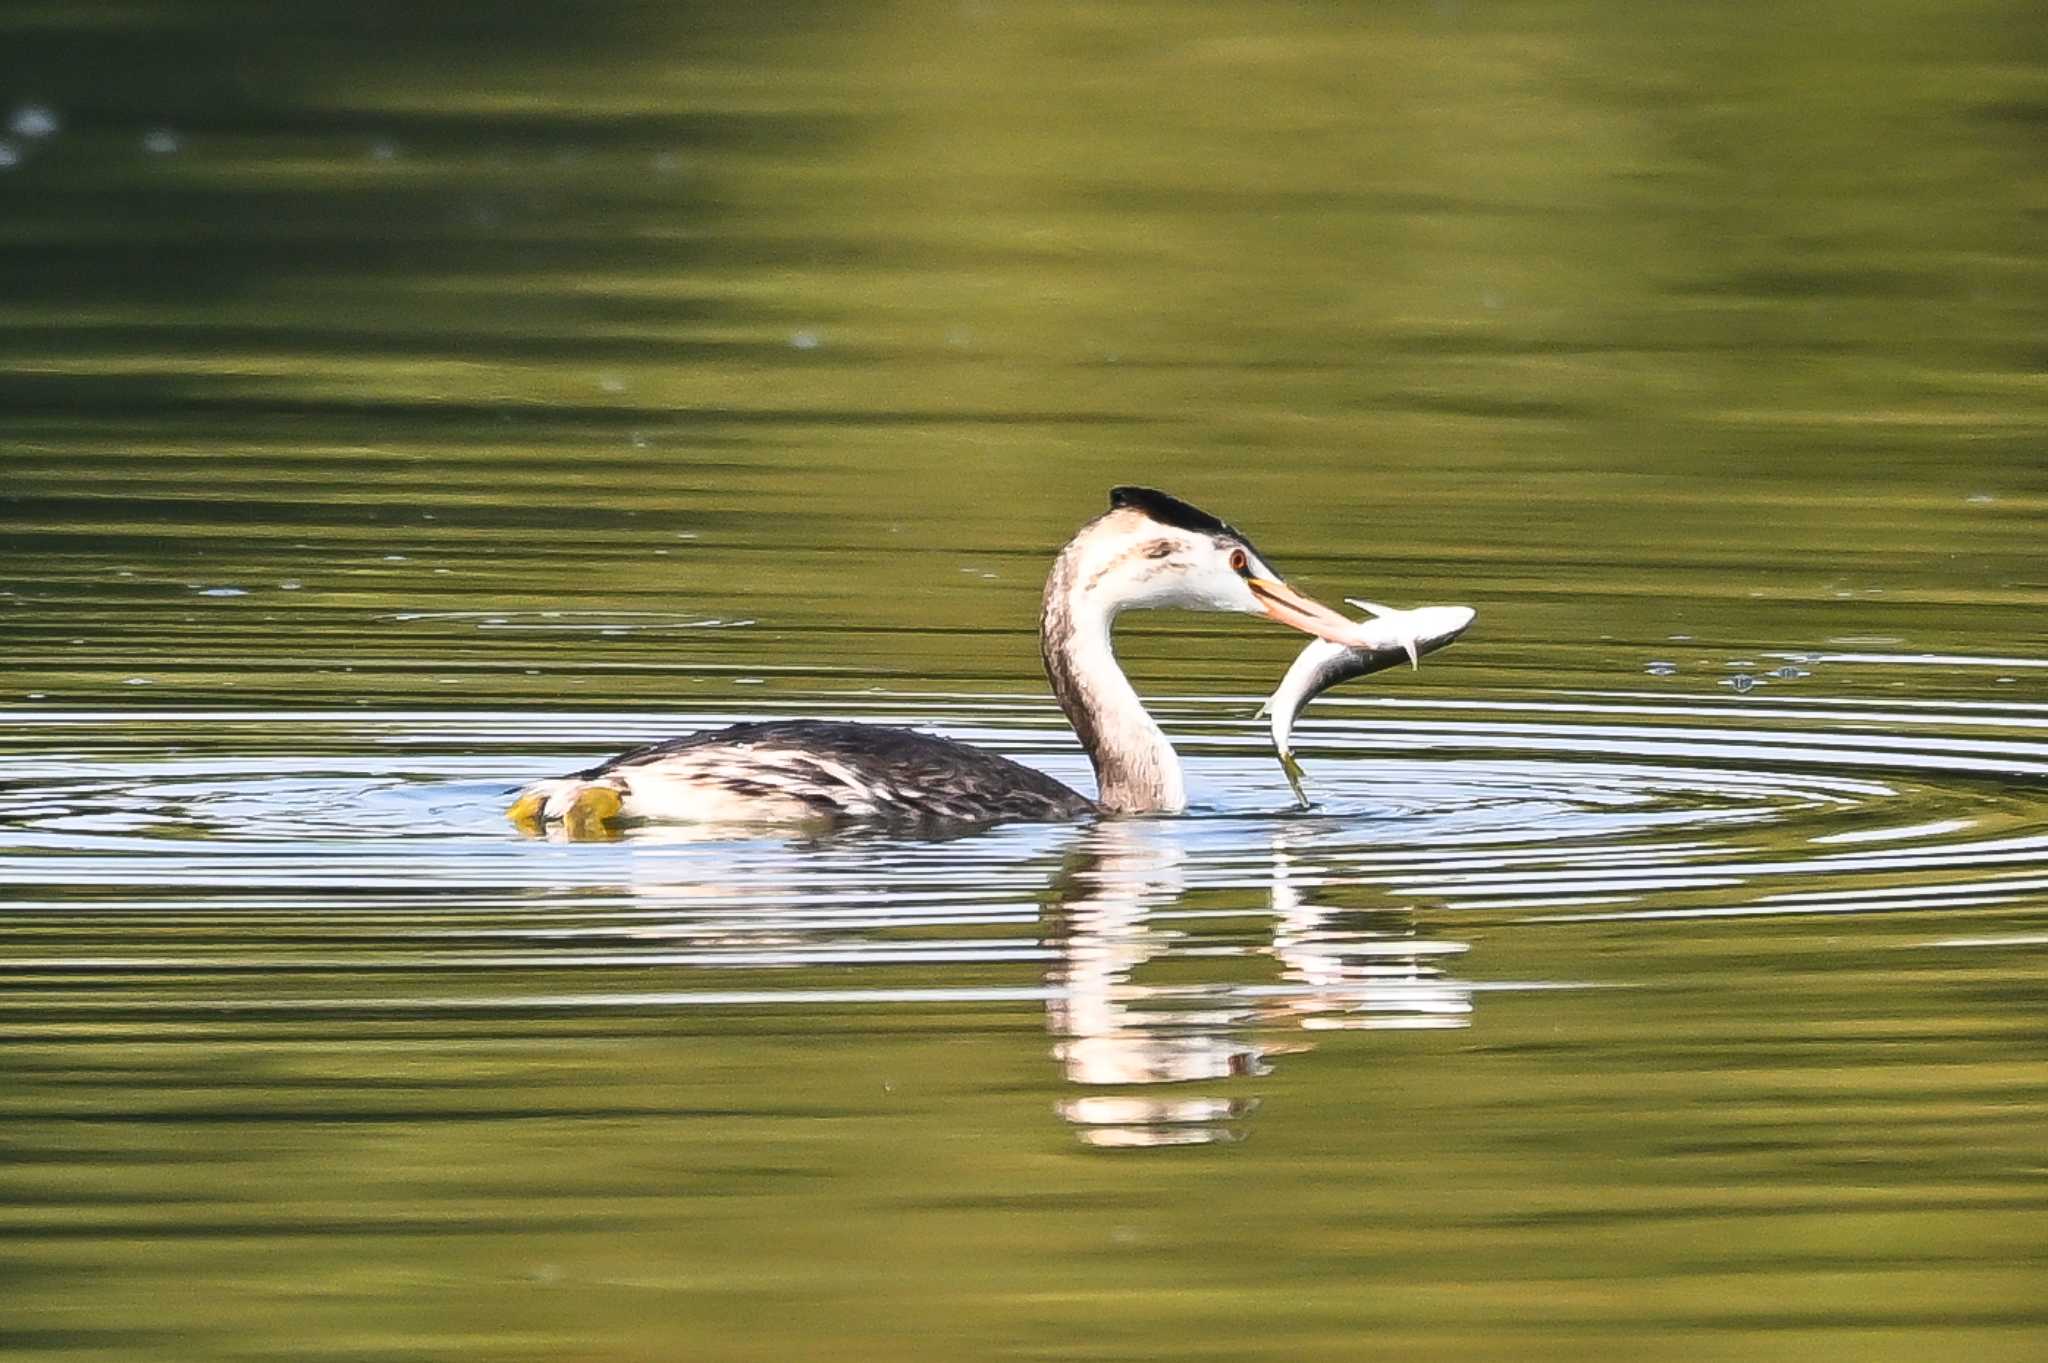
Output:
[{"xmin": 1259, "ymin": 601, "xmax": 1477, "ymax": 807}]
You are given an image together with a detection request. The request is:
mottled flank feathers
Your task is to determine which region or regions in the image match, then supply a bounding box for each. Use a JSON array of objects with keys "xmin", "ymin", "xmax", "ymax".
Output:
[{"xmin": 573, "ymin": 720, "xmax": 1096, "ymax": 825}]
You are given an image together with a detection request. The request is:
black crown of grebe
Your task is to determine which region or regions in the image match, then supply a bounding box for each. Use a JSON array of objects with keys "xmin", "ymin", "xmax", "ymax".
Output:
[{"xmin": 510, "ymin": 486, "xmax": 1368, "ymax": 837}]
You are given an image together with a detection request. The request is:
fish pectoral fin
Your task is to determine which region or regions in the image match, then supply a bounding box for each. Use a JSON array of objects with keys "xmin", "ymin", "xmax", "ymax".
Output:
[{"xmin": 1337, "ymin": 597, "xmax": 1421, "ymax": 666}]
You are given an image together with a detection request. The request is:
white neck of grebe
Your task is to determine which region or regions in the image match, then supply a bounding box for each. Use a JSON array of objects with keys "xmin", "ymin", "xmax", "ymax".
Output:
[{"xmin": 1040, "ymin": 544, "xmax": 1186, "ymax": 815}]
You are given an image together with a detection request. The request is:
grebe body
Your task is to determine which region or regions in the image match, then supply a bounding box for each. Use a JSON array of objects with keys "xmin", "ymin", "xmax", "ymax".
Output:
[{"xmin": 511, "ymin": 486, "xmax": 1367, "ymax": 835}]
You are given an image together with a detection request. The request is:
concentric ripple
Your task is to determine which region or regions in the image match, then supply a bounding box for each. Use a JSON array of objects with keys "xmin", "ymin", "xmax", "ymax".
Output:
[
  {"xmin": 5, "ymin": 690, "xmax": 2044, "ymax": 1148},
  {"xmin": 5, "ymin": 693, "xmax": 2044, "ymax": 915}
]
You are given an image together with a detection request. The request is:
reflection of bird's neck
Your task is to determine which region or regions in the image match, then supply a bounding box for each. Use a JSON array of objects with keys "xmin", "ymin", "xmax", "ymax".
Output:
[{"xmin": 1041, "ymin": 534, "xmax": 1185, "ymax": 814}]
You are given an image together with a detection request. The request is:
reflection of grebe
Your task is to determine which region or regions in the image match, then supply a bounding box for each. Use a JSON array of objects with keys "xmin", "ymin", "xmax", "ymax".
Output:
[
  {"xmin": 1045, "ymin": 823, "xmax": 1267, "ymax": 1147},
  {"xmin": 511, "ymin": 487, "xmax": 1363, "ymax": 837},
  {"xmin": 1044, "ymin": 825, "xmax": 1477, "ymax": 1147}
]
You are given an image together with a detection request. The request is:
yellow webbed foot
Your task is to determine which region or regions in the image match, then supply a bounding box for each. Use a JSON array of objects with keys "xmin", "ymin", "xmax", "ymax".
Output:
[
  {"xmin": 507, "ymin": 788, "xmax": 549, "ymax": 835},
  {"xmin": 509, "ymin": 781, "xmax": 624, "ymax": 840},
  {"xmin": 560, "ymin": 784, "xmax": 624, "ymax": 842}
]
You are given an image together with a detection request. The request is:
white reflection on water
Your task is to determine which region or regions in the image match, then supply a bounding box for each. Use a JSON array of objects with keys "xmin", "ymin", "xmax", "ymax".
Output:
[
  {"xmin": 1046, "ymin": 822, "xmax": 1267, "ymax": 1147},
  {"xmin": 1268, "ymin": 829, "xmax": 1473, "ymax": 1033},
  {"xmin": 1044, "ymin": 821, "xmax": 1479, "ymax": 1147}
]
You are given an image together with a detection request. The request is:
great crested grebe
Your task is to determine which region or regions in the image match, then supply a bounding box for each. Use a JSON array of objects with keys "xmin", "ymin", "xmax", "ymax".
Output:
[{"xmin": 509, "ymin": 486, "xmax": 1371, "ymax": 836}]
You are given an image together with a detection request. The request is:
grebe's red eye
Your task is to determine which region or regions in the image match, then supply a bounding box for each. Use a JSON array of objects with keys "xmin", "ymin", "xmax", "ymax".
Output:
[{"xmin": 1229, "ymin": 548, "xmax": 1250, "ymax": 574}]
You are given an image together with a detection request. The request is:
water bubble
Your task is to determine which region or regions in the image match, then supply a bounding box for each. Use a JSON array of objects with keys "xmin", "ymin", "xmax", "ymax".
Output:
[
  {"xmin": 1644, "ymin": 660, "xmax": 1678, "ymax": 677},
  {"xmin": 0, "ymin": 142, "xmax": 20, "ymax": 171},
  {"xmin": 194, "ymin": 586, "xmax": 247, "ymax": 597},
  {"xmin": 123, "ymin": 677, "xmax": 153, "ymax": 686},
  {"xmin": 368, "ymin": 139, "xmax": 399, "ymax": 162},
  {"xmin": 1966, "ymin": 492, "xmax": 1997, "ymax": 505},
  {"xmin": 597, "ymin": 373, "xmax": 627, "ymax": 393},
  {"xmin": 142, "ymin": 128, "xmax": 182, "ymax": 156},
  {"xmin": 9, "ymin": 104, "xmax": 58, "ymax": 138},
  {"xmin": 789, "ymin": 330, "xmax": 822, "ymax": 350}
]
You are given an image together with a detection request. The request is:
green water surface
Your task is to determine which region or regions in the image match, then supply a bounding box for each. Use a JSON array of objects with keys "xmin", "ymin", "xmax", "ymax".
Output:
[{"xmin": 2, "ymin": 2, "xmax": 2045, "ymax": 1359}]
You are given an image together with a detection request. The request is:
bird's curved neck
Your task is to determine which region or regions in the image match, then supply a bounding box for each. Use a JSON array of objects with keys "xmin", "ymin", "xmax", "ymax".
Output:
[{"xmin": 1041, "ymin": 542, "xmax": 1186, "ymax": 815}]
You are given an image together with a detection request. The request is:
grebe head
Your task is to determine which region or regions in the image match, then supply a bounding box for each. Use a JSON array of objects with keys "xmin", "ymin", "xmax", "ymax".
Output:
[{"xmin": 1075, "ymin": 486, "xmax": 1359, "ymax": 641}]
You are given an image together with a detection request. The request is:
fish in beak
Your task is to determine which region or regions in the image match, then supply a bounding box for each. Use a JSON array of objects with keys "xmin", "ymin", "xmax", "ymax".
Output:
[{"xmin": 1260, "ymin": 601, "xmax": 1477, "ymax": 808}]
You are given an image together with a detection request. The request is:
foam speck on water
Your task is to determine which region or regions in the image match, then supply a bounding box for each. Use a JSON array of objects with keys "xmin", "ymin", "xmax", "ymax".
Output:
[{"xmin": 8, "ymin": 104, "xmax": 58, "ymax": 138}]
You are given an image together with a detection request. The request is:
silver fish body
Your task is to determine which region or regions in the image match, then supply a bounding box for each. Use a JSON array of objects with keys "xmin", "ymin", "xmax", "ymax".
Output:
[{"xmin": 1261, "ymin": 602, "xmax": 1476, "ymax": 806}]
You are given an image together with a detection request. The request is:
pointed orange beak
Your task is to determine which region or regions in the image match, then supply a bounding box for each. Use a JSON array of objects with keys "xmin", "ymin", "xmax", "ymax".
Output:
[{"xmin": 1246, "ymin": 577, "xmax": 1363, "ymax": 645}]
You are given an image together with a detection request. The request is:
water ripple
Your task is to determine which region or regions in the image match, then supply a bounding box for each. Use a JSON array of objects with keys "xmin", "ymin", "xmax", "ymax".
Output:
[{"xmin": 3, "ymin": 692, "xmax": 2046, "ymax": 1147}]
